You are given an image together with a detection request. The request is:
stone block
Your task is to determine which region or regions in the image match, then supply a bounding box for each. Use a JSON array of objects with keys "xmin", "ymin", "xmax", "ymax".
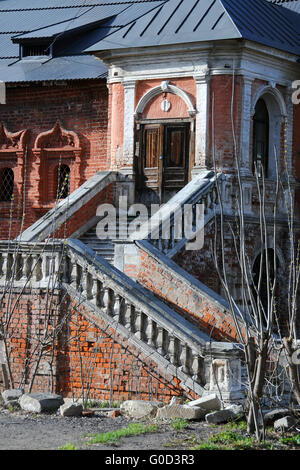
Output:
[
  {"xmin": 186, "ymin": 393, "xmax": 221, "ymax": 411},
  {"xmin": 205, "ymin": 409, "xmax": 236, "ymax": 424},
  {"xmin": 120, "ymin": 400, "xmax": 163, "ymax": 419},
  {"xmin": 19, "ymin": 393, "xmax": 64, "ymax": 413},
  {"xmin": 263, "ymin": 408, "xmax": 291, "ymax": 425},
  {"xmin": 2, "ymin": 388, "xmax": 24, "ymax": 405},
  {"xmin": 225, "ymin": 403, "xmax": 245, "ymax": 418},
  {"xmin": 60, "ymin": 402, "xmax": 83, "ymax": 417},
  {"xmin": 156, "ymin": 404, "xmax": 206, "ymax": 421},
  {"xmin": 274, "ymin": 416, "xmax": 296, "ymax": 432}
]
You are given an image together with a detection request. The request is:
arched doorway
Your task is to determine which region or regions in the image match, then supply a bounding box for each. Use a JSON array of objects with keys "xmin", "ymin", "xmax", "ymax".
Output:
[{"xmin": 134, "ymin": 81, "xmax": 196, "ymax": 204}]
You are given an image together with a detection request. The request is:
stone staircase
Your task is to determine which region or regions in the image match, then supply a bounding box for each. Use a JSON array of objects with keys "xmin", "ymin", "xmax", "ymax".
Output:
[{"xmin": 6, "ymin": 169, "xmax": 245, "ymax": 401}]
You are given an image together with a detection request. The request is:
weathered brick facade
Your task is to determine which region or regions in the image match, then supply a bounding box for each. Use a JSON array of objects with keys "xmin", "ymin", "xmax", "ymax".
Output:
[{"xmin": 0, "ymin": 79, "xmax": 109, "ymax": 239}]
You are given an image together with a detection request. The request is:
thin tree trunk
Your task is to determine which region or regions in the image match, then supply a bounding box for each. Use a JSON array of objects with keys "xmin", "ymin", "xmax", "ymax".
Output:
[{"xmin": 283, "ymin": 337, "xmax": 300, "ymax": 407}]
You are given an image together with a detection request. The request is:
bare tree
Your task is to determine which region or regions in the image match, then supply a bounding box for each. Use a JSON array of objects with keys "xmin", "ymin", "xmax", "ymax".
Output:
[{"xmin": 211, "ymin": 72, "xmax": 299, "ymax": 441}]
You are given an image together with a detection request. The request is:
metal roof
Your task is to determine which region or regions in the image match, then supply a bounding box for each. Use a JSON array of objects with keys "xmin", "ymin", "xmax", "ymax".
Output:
[
  {"xmin": 0, "ymin": 0, "xmax": 299, "ymax": 84},
  {"xmin": 83, "ymin": 0, "xmax": 300, "ymax": 56},
  {"xmin": 0, "ymin": 0, "xmax": 167, "ymax": 82},
  {"xmin": 0, "ymin": 55, "xmax": 107, "ymax": 82},
  {"xmin": 268, "ymin": 0, "xmax": 300, "ymax": 13}
]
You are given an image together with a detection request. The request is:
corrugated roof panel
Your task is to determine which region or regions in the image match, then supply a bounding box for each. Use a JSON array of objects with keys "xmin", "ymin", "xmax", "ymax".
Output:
[
  {"xmin": 268, "ymin": 0, "xmax": 300, "ymax": 13},
  {"xmin": 0, "ymin": 7, "xmax": 94, "ymax": 32},
  {"xmin": 0, "ymin": 54, "xmax": 107, "ymax": 82},
  {"xmin": 50, "ymin": 1, "xmax": 167, "ymax": 55},
  {"xmin": 221, "ymin": 0, "xmax": 300, "ymax": 52},
  {"xmin": 13, "ymin": 4, "xmax": 132, "ymax": 40},
  {"xmin": 0, "ymin": 33, "xmax": 20, "ymax": 57},
  {"xmin": 84, "ymin": 0, "xmax": 241, "ymax": 51},
  {"xmin": 84, "ymin": 0, "xmax": 300, "ymax": 55}
]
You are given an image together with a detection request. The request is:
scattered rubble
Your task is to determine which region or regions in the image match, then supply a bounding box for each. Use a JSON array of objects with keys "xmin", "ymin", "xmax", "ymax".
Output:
[
  {"xmin": 263, "ymin": 408, "xmax": 291, "ymax": 425},
  {"xmin": 1, "ymin": 389, "xmax": 24, "ymax": 406},
  {"xmin": 60, "ymin": 402, "xmax": 83, "ymax": 417},
  {"xmin": 274, "ymin": 416, "xmax": 297, "ymax": 433},
  {"xmin": 205, "ymin": 409, "xmax": 236, "ymax": 424},
  {"xmin": 186, "ymin": 393, "xmax": 221, "ymax": 411},
  {"xmin": 19, "ymin": 393, "xmax": 64, "ymax": 413},
  {"xmin": 120, "ymin": 400, "xmax": 163, "ymax": 419},
  {"xmin": 156, "ymin": 403, "xmax": 206, "ymax": 421}
]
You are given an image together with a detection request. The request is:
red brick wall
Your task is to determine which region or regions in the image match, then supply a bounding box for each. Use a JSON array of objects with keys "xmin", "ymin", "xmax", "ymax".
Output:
[
  {"xmin": 0, "ymin": 288, "xmax": 199, "ymax": 402},
  {"xmin": 209, "ymin": 75, "xmax": 242, "ymax": 171},
  {"xmin": 53, "ymin": 182, "xmax": 115, "ymax": 239},
  {"xmin": 136, "ymin": 246, "xmax": 241, "ymax": 342},
  {"xmin": 0, "ymin": 79, "xmax": 109, "ymax": 239}
]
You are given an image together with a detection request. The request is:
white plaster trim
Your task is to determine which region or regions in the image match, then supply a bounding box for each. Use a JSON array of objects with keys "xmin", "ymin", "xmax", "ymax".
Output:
[
  {"xmin": 251, "ymin": 85, "xmax": 287, "ymax": 117},
  {"xmin": 134, "ymin": 81, "xmax": 196, "ymax": 118}
]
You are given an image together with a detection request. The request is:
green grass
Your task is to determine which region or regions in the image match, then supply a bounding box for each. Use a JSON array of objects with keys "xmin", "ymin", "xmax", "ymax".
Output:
[
  {"xmin": 59, "ymin": 443, "xmax": 78, "ymax": 450},
  {"xmin": 279, "ymin": 434, "xmax": 300, "ymax": 446},
  {"xmin": 85, "ymin": 400, "xmax": 121, "ymax": 409},
  {"xmin": 86, "ymin": 423, "xmax": 159, "ymax": 445},
  {"xmin": 172, "ymin": 418, "xmax": 189, "ymax": 431}
]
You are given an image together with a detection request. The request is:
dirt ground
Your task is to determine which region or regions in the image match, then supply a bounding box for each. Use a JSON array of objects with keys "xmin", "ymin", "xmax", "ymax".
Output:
[
  {"xmin": 1, "ymin": 405, "xmax": 299, "ymax": 452},
  {"xmin": 0, "ymin": 406, "xmax": 222, "ymax": 451}
]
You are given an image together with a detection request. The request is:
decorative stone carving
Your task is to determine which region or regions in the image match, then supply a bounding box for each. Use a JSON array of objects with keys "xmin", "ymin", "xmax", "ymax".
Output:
[
  {"xmin": 0, "ymin": 124, "xmax": 29, "ymax": 150},
  {"xmin": 34, "ymin": 120, "xmax": 80, "ymax": 150},
  {"xmin": 33, "ymin": 120, "xmax": 82, "ymax": 205},
  {"xmin": 0, "ymin": 124, "xmax": 30, "ymax": 205}
]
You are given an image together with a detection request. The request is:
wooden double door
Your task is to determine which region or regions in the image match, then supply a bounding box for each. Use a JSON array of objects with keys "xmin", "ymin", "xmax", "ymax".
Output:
[{"xmin": 136, "ymin": 122, "xmax": 190, "ymax": 203}]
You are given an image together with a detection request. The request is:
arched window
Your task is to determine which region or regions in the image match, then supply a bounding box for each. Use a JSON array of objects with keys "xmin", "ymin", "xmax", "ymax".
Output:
[
  {"xmin": 0, "ymin": 168, "xmax": 14, "ymax": 201},
  {"xmin": 56, "ymin": 164, "xmax": 70, "ymax": 199},
  {"xmin": 252, "ymin": 99, "xmax": 269, "ymax": 178}
]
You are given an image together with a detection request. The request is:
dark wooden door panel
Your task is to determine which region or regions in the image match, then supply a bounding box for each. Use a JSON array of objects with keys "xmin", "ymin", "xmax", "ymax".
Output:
[
  {"xmin": 163, "ymin": 124, "xmax": 189, "ymax": 191},
  {"xmin": 137, "ymin": 122, "xmax": 190, "ymax": 202}
]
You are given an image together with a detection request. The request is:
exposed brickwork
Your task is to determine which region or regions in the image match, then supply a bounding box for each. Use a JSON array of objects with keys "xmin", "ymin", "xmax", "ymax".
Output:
[
  {"xmin": 0, "ymin": 79, "xmax": 109, "ymax": 239},
  {"xmin": 53, "ymin": 182, "xmax": 115, "ymax": 239},
  {"xmin": 209, "ymin": 75, "xmax": 242, "ymax": 171},
  {"xmin": 0, "ymin": 288, "xmax": 199, "ymax": 402},
  {"xmin": 136, "ymin": 246, "xmax": 241, "ymax": 342}
]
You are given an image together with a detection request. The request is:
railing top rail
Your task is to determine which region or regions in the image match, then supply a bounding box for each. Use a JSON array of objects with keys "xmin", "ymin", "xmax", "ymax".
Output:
[
  {"xmin": 132, "ymin": 171, "xmax": 222, "ymax": 242},
  {"xmin": 16, "ymin": 171, "xmax": 117, "ymax": 243},
  {"xmin": 66, "ymin": 238, "xmax": 211, "ymax": 351}
]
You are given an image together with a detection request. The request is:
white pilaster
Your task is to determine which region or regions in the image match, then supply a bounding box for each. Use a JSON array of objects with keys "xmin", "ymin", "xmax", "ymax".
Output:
[
  {"xmin": 240, "ymin": 76, "xmax": 253, "ymax": 176},
  {"xmin": 193, "ymin": 71, "xmax": 210, "ymax": 175},
  {"xmin": 122, "ymin": 79, "xmax": 136, "ymax": 169}
]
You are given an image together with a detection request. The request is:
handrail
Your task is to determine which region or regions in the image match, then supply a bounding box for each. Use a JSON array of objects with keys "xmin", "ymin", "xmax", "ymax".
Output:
[{"xmin": 134, "ymin": 171, "xmax": 222, "ymax": 257}]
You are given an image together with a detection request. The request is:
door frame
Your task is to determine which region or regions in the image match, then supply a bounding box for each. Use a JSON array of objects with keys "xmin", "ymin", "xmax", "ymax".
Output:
[{"xmin": 134, "ymin": 117, "xmax": 195, "ymax": 200}]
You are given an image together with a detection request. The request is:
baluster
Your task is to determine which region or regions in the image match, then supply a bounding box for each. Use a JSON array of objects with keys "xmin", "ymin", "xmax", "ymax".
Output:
[
  {"xmin": 1, "ymin": 253, "xmax": 9, "ymax": 281},
  {"xmin": 134, "ymin": 308, "xmax": 142, "ymax": 340},
  {"xmin": 191, "ymin": 351, "xmax": 201, "ymax": 383},
  {"xmin": 179, "ymin": 343, "xmax": 190, "ymax": 375},
  {"xmin": 90, "ymin": 277, "xmax": 98, "ymax": 305},
  {"xmin": 145, "ymin": 317, "xmax": 154, "ymax": 347},
  {"xmin": 113, "ymin": 293, "xmax": 121, "ymax": 323},
  {"xmin": 124, "ymin": 302, "xmax": 132, "ymax": 331},
  {"xmin": 80, "ymin": 266, "xmax": 88, "ymax": 296},
  {"xmin": 102, "ymin": 286, "xmax": 111, "ymax": 315},
  {"xmin": 19, "ymin": 253, "xmax": 27, "ymax": 282},
  {"xmin": 70, "ymin": 257, "xmax": 78, "ymax": 289},
  {"xmin": 41, "ymin": 254, "xmax": 48, "ymax": 282},
  {"xmin": 31, "ymin": 254, "xmax": 39, "ymax": 283},
  {"xmin": 168, "ymin": 336, "xmax": 177, "ymax": 365},
  {"xmin": 157, "ymin": 326, "xmax": 164, "ymax": 355},
  {"xmin": 85, "ymin": 272, "xmax": 93, "ymax": 300}
]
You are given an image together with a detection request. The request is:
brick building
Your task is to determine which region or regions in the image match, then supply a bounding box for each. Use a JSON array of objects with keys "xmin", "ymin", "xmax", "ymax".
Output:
[{"xmin": 0, "ymin": 0, "xmax": 299, "ymax": 403}]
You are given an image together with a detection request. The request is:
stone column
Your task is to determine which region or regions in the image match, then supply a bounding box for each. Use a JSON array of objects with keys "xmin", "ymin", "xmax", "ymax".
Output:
[
  {"xmin": 192, "ymin": 71, "xmax": 210, "ymax": 176},
  {"xmin": 240, "ymin": 76, "xmax": 254, "ymax": 176},
  {"xmin": 119, "ymin": 79, "xmax": 136, "ymax": 204}
]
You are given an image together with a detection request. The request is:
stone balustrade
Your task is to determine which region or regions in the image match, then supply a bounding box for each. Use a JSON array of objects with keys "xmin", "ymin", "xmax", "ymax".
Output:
[
  {"xmin": 0, "ymin": 238, "xmax": 244, "ymax": 400},
  {"xmin": 145, "ymin": 171, "xmax": 222, "ymax": 257}
]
